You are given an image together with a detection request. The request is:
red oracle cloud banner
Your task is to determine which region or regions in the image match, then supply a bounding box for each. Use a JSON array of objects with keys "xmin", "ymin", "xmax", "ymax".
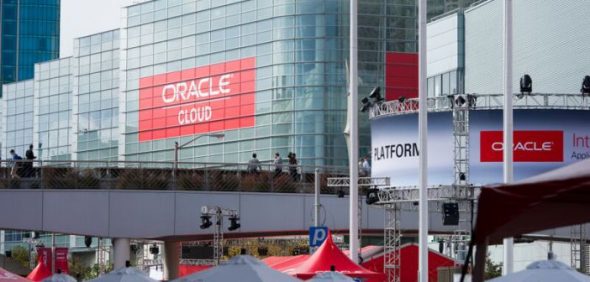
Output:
[
  {"xmin": 138, "ymin": 57, "xmax": 256, "ymax": 142},
  {"xmin": 480, "ymin": 130, "xmax": 564, "ymax": 162}
]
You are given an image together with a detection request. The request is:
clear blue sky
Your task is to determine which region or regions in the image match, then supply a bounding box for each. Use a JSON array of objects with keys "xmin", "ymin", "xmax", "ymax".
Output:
[{"xmin": 60, "ymin": 0, "xmax": 135, "ymax": 57}]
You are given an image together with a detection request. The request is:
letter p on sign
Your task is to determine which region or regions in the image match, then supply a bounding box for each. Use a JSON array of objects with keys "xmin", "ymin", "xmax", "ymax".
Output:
[{"xmin": 309, "ymin": 226, "xmax": 328, "ymax": 247}]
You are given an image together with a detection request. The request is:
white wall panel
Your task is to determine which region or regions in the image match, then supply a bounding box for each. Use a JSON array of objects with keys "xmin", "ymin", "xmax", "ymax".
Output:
[{"xmin": 465, "ymin": 0, "xmax": 590, "ymax": 94}]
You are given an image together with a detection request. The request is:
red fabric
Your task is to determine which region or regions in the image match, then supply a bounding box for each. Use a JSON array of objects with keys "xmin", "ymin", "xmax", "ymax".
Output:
[
  {"xmin": 385, "ymin": 52, "xmax": 418, "ymax": 101},
  {"xmin": 472, "ymin": 158, "xmax": 590, "ymax": 281},
  {"xmin": 262, "ymin": 255, "xmax": 309, "ymax": 273},
  {"xmin": 26, "ymin": 264, "xmax": 51, "ymax": 282},
  {"xmin": 292, "ymin": 231, "xmax": 384, "ymax": 281},
  {"xmin": 474, "ymin": 158, "xmax": 590, "ymax": 245},
  {"xmin": 178, "ymin": 265, "xmax": 212, "ymax": 277},
  {"xmin": 0, "ymin": 267, "xmax": 30, "ymax": 282},
  {"xmin": 361, "ymin": 244, "xmax": 456, "ymax": 282}
]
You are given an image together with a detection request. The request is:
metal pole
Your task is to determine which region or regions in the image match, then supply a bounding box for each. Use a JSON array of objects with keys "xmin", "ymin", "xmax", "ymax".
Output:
[
  {"xmin": 502, "ymin": 0, "xmax": 514, "ymax": 275},
  {"xmin": 314, "ymin": 168, "xmax": 320, "ymax": 227},
  {"xmin": 349, "ymin": 0, "xmax": 360, "ymax": 264},
  {"xmin": 173, "ymin": 142, "xmax": 179, "ymax": 178},
  {"xmin": 418, "ymin": 0, "xmax": 429, "ymax": 280},
  {"xmin": 51, "ymin": 233, "xmax": 55, "ymax": 274}
]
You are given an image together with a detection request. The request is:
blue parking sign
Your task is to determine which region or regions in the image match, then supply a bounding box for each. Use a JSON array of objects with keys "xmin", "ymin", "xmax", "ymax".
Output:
[{"xmin": 309, "ymin": 226, "xmax": 329, "ymax": 247}]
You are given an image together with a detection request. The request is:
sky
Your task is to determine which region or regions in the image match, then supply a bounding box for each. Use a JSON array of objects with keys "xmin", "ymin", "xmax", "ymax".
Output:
[{"xmin": 60, "ymin": 0, "xmax": 136, "ymax": 57}]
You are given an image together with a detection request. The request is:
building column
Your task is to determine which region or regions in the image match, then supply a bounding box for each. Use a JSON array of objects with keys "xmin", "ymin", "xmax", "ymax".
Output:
[
  {"xmin": 0, "ymin": 230, "xmax": 5, "ymax": 254},
  {"xmin": 163, "ymin": 241, "xmax": 180, "ymax": 280},
  {"xmin": 112, "ymin": 238, "xmax": 130, "ymax": 269}
]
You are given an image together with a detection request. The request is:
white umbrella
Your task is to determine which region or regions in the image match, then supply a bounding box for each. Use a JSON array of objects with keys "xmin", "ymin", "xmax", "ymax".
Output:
[
  {"xmin": 173, "ymin": 255, "xmax": 301, "ymax": 282},
  {"xmin": 488, "ymin": 260, "xmax": 590, "ymax": 282},
  {"xmin": 88, "ymin": 267, "xmax": 157, "ymax": 282},
  {"xmin": 42, "ymin": 273, "xmax": 76, "ymax": 282},
  {"xmin": 308, "ymin": 272, "xmax": 355, "ymax": 282}
]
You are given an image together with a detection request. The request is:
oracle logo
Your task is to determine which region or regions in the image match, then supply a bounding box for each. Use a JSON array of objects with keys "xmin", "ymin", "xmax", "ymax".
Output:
[
  {"xmin": 161, "ymin": 74, "xmax": 232, "ymax": 104},
  {"xmin": 480, "ymin": 130, "xmax": 563, "ymax": 162},
  {"xmin": 138, "ymin": 57, "xmax": 256, "ymax": 142},
  {"xmin": 490, "ymin": 141, "xmax": 554, "ymax": 152}
]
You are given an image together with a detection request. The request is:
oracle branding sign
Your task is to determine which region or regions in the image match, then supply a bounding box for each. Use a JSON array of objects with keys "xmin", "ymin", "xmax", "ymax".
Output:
[
  {"xmin": 138, "ymin": 58, "xmax": 256, "ymax": 141},
  {"xmin": 480, "ymin": 130, "xmax": 564, "ymax": 162}
]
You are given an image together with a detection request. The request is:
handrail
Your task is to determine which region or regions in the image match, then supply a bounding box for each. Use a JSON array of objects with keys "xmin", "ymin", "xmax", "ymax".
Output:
[{"xmin": 0, "ymin": 160, "xmax": 349, "ymax": 193}]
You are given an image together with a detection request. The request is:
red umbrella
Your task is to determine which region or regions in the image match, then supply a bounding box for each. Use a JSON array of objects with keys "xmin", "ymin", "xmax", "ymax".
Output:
[
  {"xmin": 292, "ymin": 230, "xmax": 384, "ymax": 281},
  {"xmin": 0, "ymin": 267, "xmax": 30, "ymax": 282}
]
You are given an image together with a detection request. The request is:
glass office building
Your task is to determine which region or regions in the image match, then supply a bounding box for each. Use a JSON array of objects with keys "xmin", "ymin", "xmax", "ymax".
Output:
[
  {"xmin": 33, "ymin": 58, "xmax": 72, "ymax": 161},
  {"xmin": 72, "ymin": 30, "xmax": 120, "ymax": 162},
  {"xmin": 2, "ymin": 79, "xmax": 34, "ymax": 158},
  {"xmin": 119, "ymin": 0, "xmax": 426, "ymax": 167},
  {"xmin": 0, "ymin": 0, "xmax": 60, "ymax": 96}
]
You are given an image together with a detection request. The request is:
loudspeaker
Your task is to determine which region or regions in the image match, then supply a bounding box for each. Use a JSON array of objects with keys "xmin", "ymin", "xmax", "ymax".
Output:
[{"xmin": 443, "ymin": 203, "xmax": 459, "ymax": 225}]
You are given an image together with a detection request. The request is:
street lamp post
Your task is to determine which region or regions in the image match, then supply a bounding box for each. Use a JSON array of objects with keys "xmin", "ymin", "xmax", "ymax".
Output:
[{"xmin": 173, "ymin": 133, "xmax": 225, "ymax": 178}]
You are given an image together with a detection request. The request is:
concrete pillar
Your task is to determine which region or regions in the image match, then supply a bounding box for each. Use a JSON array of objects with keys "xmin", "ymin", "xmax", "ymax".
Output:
[
  {"xmin": 112, "ymin": 238, "xmax": 130, "ymax": 269},
  {"xmin": 163, "ymin": 241, "xmax": 180, "ymax": 280}
]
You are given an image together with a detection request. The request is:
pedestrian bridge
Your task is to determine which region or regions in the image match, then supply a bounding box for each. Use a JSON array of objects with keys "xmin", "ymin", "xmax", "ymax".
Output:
[
  {"xmin": 0, "ymin": 160, "xmax": 576, "ymax": 240},
  {"xmin": 0, "ymin": 160, "xmax": 471, "ymax": 239}
]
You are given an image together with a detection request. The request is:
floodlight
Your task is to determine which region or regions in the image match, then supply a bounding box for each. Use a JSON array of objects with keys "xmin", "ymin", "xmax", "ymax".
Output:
[
  {"xmin": 360, "ymin": 97, "xmax": 372, "ymax": 112},
  {"xmin": 228, "ymin": 216, "xmax": 241, "ymax": 231},
  {"xmin": 520, "ymin": 74, "xmax": 532, "ymax": 95},
  {"xmin": 200, "ymin": 215, "xmax": 212, "ymax": 229},
  {"xmin": 581, "ymin": 75, "xmax": 590, "ymax": 96},
  {"xmin": 365, "ymin": 188, "xmax": 380, "ymax": 205},
  {"xmin": 369, "ymin": 86, "xmax": 384, "ymax": 103},
  {"xmin": 149, "ymin": 244, "xmax": 159, "ymax": 255},
  {"xmin": 84, "ymin": 236, "xmax": 92, "ymax": 248}
]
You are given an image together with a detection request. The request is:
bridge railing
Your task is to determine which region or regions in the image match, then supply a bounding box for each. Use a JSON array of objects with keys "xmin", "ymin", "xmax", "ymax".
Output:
[{"xmin": 0, "ymin": 160, "xmax": 349, "ymax": 194}]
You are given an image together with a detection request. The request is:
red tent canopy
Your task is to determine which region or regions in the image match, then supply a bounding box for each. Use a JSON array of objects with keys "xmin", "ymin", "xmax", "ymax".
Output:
[
  {"xmin": 361, "ymin": 244, "xmax": 457, "ymax": 282},
  {"xmin": 263, "ymin": 255, "xmax": 309, "ymax": 274},
  {"xmin": 471, "ymin": 158, "xmax": 590, "ymax": 281},
  {"xmin": 25, "ymin": 263, "xmax": 51, "ymax": 282},
  {"xmin": 0, "ymin": 267, "xmax": 30, "ymax": 282},
  {"xmin": 178, "ymin": 265, "xmax": 212, "ymax": 277},
  {"xmin": 292, "ymin": 231, "xmax": 384, "ymax": 281}
]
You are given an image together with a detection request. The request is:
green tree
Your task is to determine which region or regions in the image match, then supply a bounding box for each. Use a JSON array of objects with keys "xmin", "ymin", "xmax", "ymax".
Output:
[
  {"xmin": 484, "ymin": 253, "xmax": 503, "ymax": 279},
  {"xmin": 11, "ymin": 246, "xmax": 30, "ymax": 269}
]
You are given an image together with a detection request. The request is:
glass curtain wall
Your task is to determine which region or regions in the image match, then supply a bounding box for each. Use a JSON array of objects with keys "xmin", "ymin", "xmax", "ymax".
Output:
[
  {"xmin": 0, "ymin": 0, "xmax": 60, "ymax": 96},
  {"xmin": 119, "ymin": 0, "xmax": 403, "ymax": 167},
  {"xmin": 33, "ymin": 58, "xmax": 72, "ymax": 161},
  {"xmin": 72, "ymin": 30, "xmax": 120, "ymax": 162},
  {"xmin": 2, "ymin": 80, "xmax": 34, "ymax": 158}
]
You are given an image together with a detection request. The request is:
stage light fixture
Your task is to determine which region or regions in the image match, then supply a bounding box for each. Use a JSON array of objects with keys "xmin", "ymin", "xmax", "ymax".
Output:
[
  {"xmin": 520, "ymin": 74, "xmax": 532, "ymax": 95},
  {"xmin": 149, "ymin": 244, "xmax": 160, "ymax": 255},
  {"xmin": 398, "ymin": 96, "xmax": 406, "ymax": 103},
  {"xmin": 454, "ymin": 95, "xmax": 467, "ymax": 107},
  {"xmin": 228, "ymin": 216, "xmax": 241, "ymax": 231},
  {"xmin": 369, "ymin": 86, "xmax": 384, "ymax": 103},
  {"xmin": 337, "ymin": 189, "xmax": 345, "ymax": 198},
  {"xmin": 360, "ymin": 97, "xmax": 372, "ymax": 112},
  {"xmin": 84, "ymin": 236, "xmax": 92, "ymax": 248},
  {"xmin": 365, "ymin": 188, "xmax": 380, "ymax": 205},
  {"xmin": 459, "ymin": 172, "xmax": 466, "ymax": 181},
  {"xmin": 200, "ymin": 215, "xmax": 212, "ymax": 229},
  {"xmin": 442, "ymin": 202, "xmax": 460, "ymax": 226},
  {"xmin": 581, "ymin": 75, "xmax": 590, "ymax": 96}
]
